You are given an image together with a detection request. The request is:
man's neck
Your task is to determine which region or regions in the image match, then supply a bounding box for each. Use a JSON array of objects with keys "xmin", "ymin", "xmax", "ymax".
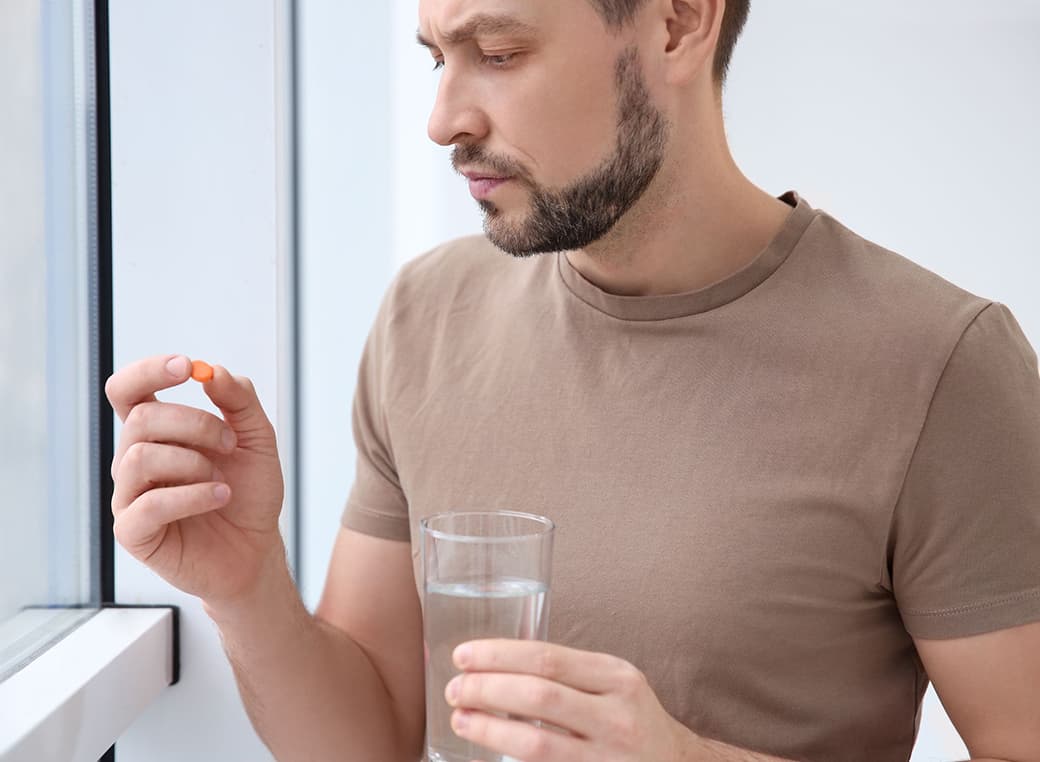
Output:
[{"xmin": 564, "ymin": 174, "xmax": 794, "ymax": 298}]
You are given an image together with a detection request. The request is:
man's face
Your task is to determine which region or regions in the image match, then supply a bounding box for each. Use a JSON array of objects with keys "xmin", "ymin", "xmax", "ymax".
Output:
[{"xmin": 418, "ymin": 0, "xmax": 669, "ymax": 257}]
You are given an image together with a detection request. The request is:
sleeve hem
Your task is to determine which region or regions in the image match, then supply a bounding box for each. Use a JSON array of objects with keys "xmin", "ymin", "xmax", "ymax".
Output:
[
  {"xmin": 341, "ymin": 501, "xmax": 411, "ymax": 543},
  {"xmin": 902, "ymin": 586, "xmax": 1040, "ymax": 639}
]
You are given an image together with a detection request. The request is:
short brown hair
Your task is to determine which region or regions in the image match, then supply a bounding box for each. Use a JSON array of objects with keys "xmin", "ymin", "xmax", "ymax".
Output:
[{"xmin": 588, "ymin": 0, "xmax": 751, "ymax": 92}]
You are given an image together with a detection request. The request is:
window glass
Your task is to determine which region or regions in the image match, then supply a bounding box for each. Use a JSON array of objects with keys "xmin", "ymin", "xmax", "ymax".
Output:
[{"xmin": 0, "ymin": 0, "xmax": 100, "ymax": 681}]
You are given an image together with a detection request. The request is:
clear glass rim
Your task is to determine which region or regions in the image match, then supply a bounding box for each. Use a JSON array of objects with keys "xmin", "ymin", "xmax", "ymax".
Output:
[{"xmin": 420, "ymin": 510, "xmax": 555, "ymax": 543}]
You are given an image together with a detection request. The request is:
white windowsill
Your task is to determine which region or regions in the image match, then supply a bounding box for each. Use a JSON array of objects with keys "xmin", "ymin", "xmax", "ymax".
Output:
[{"xmin": 0, "ymin": 607, "xmax": 175, "ymax": 762}]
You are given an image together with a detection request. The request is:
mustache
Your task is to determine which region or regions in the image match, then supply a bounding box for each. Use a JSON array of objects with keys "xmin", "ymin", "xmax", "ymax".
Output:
[{"xmin": 451, "ymin": 144, "xmax": 528, "ymax": 181}]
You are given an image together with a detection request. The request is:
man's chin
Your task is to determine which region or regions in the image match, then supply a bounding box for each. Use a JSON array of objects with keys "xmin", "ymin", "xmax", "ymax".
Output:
[
  {"xmin": 480, "ymin": 202, "xmax": 524, "ymax": 235},
  {"xmin": 482, "ymin": 217, "xmax": 543, "ymax": 258}
]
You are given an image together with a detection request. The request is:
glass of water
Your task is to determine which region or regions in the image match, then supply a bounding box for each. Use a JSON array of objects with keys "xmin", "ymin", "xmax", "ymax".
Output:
[{"xmin": 421, "ymin": 510, "xmax": 555, "ymax": 762}]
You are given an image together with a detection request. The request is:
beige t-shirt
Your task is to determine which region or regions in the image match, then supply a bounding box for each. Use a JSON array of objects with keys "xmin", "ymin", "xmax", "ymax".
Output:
[{"xmin": 342, "ymin": 190, "xmax": 1040, "ymax": 761}]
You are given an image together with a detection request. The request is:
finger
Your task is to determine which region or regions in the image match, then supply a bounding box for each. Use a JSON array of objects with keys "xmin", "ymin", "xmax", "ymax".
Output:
[
  {"xmin": 105, "ymin": 354, "xmax": 194, "ymax": 422},
  {"xmin": 112, "ymin": 442, "xmax": 224, "ymax": 519},
  {"xmin": 198, "ymin": 365, "xmax": 276, "ymax": 453},
  {"xmin": 114, "ymin": 482, "xmax": 232, "ymax": 557},
  {"xmin": 112, "ymin": 401, "xmax": 236, "ymax": 481},
  {"xmin": 451, "ymin": 709, "xmax": 588, "ymax": 762},
  {"xmin": 455, "ymin": 640, "xmax": 631, "ymax": 694},
  {"xmin": 447, "ymin": 672, "xmax": 602, "ymax": 739}
]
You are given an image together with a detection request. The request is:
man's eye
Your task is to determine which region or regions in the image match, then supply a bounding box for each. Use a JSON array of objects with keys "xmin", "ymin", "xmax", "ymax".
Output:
[
  {"xmin": 430, "ymin": 52, "xmax": 516, "ymax": 73},
  {"xmin": 480, "ymin": 53, "xmax": 515, "ymax": 67}
]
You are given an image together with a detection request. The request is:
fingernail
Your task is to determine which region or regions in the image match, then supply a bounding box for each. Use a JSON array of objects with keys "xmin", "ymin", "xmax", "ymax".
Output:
[
  {"xmin": 445, "ymin": 676, "xmax": 460, "ymax": 704},
  {"xmin": 451, "ymin": 709, "xmax": 469, "ymax": 733},
  {"xmin": 453, "ymin": 643, "xmax": 471, "ymax": 668},
  {"xmin": 221, "ymin": 428, "xmax": 236, "ymax": 451},
  {"xmin": 211, "ymin": 467, "xmax": 225, "ymax": 483},
  {"xmin": 213, "ymin": 484, "xmax": 230, "ymax": 502},
  {"xmin": 166, "ymin": 356, "xmax": 189, "ymax": 377}
]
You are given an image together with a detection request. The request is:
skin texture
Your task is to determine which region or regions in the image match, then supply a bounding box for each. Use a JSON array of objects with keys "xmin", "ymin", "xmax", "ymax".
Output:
[
  {"xmin": 914, "ymin": 626, "xmax": 1040, "ymax": 762},
  {"xmin": 107, "ymin": 355, "xmax": 280, "ymax": 605},
  {"xmin": 448, "ymin": 45, "xmax": 669, "ymax": 256}
]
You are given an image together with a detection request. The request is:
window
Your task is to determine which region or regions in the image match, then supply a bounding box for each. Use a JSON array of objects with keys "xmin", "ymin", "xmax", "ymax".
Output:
[
  {"xmin": 0, "ymin": 2, "xmax": 175, "ymax": 758},
  {"xmin": 0, "ymin": 0, "xmax": 103, "ymax": 682}
]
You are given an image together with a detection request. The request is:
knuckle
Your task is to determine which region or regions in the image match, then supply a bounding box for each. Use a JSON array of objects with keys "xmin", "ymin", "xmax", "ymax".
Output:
[
  {"xmin": 607, "ymin": 712, "xmax": 638, "ymax": 742},
  {"xmin": 455, "ymin": 674, "xmax": 471, "ymax": 703},
  {"xmin": 536, "ymin": 646, "xmax": 558, "ymax": 679},
  {"xmin": 192, "ymin": 414, "xmax": 214, "ymax": 445},
  {"xmin": 132, "ymin": 488, "xmax": 159, "ymax": 515},
  {"xmin": 123, "ymin": 441, "xmax": 150, "ymax": 472},
  {"xmin": 618, "ymin": 661, "xmax": 646, "ymax": 695},
  {"xmin": 123, "ymin": 402, "xmax": 143, "ymax": 427},
  {"xmin": 531, "ymin": 681, "xmax": 558, "ymax": 709},
  {"xmin": 192, "ymin": 449, "xmax": 213, "ymax": 476},
  {"xmin": 123, "ymin": 403, "xmax": 149, "ymax": 436},
  {"xmin": 522, "ymin": 731, "xmax": 552, "ymax": 760},
  {"xmin": 111, "ymin": 515, "xmax": 130, "ymax": 546}
]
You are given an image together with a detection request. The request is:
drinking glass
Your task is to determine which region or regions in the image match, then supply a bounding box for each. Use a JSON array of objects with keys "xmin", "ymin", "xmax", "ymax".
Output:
[{"xmin": 421, "ymin": 510, "xmax": 555, "ymax": 762}]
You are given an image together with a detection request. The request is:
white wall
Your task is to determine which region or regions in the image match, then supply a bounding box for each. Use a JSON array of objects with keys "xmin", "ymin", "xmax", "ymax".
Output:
[
  {"xmin": 110, "ymin": 1, "xmax": 288, "ymax": 759},
  {"xmin": 295, "ymin": 0, "xmax": 396, "ymax": 609}
]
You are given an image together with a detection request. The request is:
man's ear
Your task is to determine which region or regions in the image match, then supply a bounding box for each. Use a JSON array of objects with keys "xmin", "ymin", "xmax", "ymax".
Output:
[{"xmin": 660, "ymin": 0, "xmax": 724, "ymax": 86}]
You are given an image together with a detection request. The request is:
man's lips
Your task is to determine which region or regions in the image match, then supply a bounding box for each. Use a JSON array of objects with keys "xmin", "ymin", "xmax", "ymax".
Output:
[
  {"xmin": 465, "ymin": 174, "xmax": 512, "ymax": 200},
  {"xmin": 460, "ymin": 168, "xmax": 509, "ymax": 181}
]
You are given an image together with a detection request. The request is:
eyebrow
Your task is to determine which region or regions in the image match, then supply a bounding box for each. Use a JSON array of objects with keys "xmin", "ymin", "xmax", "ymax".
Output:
[{"xmin": 416, "ymin": 13, "xmax": 537, "ymax": 49}]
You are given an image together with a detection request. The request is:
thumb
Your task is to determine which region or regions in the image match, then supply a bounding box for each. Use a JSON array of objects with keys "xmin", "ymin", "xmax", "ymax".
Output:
[{"xmin": 200, "ymin": 364, "xmax": 276, "ymax": 449}]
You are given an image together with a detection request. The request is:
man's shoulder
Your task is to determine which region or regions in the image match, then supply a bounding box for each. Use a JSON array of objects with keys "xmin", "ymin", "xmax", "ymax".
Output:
[{"xmin": 806, "ymin": 209, "xmax": 993, "ymax": 331}]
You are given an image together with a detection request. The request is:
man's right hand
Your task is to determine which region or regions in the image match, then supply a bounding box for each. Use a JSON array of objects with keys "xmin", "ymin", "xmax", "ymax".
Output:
[{"xmin": 105, "ymin": 354, "xmax": 286, "ymax": 608}]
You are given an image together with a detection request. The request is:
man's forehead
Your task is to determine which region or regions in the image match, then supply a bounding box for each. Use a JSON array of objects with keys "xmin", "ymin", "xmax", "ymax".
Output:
[{"xmin": 417, "ymin": 0, "xmax": 547, "ymax": 45}]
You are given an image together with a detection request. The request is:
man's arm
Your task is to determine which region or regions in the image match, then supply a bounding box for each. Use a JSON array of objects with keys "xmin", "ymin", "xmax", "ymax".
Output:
[
  {"xmin": 204, "ymin": 528, "xmax": 425, "ymax": 762},
  {"xmin": 913, "ymin": 620, "xmax": 1040, "ymax": 762}
]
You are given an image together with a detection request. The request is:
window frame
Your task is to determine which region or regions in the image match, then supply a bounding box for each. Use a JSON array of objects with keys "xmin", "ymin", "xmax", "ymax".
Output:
[
  {"xmin": 0, "ymin": 1, "xmax": 178, "ymax": 758},
  {"xmin": 0, "ymin": 607, "xmax": 176, "ymax": 761}
]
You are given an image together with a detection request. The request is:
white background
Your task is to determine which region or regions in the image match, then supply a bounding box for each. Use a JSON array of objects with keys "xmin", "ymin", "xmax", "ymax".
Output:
[{"xmin": 106, "ymin": 0, "xmax": 1039, "ymax": 760}]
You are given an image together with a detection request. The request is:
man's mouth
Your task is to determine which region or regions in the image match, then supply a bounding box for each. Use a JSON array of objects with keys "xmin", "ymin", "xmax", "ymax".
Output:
[{"xmin": 464, "ymin": 173, "xmax": 512, "ymax": 200}]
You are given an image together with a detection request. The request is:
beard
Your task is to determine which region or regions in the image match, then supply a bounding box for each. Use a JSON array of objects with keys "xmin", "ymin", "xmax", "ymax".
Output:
[{"xmin": 451, "ymin": 46, "xmax": 668, "ymax": 257}]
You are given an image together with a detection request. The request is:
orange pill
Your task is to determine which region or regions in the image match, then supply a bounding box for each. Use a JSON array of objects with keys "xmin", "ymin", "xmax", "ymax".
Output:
[{"xmin": 191, "ymin": 360, "xmax": 214, "ymax": 383}]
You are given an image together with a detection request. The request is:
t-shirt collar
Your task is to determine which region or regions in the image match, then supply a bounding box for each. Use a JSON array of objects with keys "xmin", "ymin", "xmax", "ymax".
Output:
[{"xmin": 556, "ymin": 189, "xmax": 817, "ymax": 321}]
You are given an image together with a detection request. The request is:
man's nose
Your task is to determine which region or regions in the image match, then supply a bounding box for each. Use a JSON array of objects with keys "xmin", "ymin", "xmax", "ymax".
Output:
[{"xmin": 427, "ymin": 69, "xmax": 488, "ymax": 147}]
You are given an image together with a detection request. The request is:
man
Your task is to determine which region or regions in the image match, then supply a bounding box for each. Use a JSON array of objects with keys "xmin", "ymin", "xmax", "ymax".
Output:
[{"xmin": 106, "ymin": 0, "xmax": 1040, "ymax": 760}]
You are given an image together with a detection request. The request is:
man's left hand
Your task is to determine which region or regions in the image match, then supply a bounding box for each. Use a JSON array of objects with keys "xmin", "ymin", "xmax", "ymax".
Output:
[{"xmin": 445, "ymin": 639, "xmax": 693, "ymax": 762}]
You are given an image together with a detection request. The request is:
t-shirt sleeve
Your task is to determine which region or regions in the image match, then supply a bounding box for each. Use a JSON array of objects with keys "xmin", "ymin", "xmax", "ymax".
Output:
[
  {"xmin": 340, "ymin": 274, "xmax": 411, "ymax": 542},
  {"xmin": 889, "ymin": 301, "xmax": 1040, "ymax": 639}
]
